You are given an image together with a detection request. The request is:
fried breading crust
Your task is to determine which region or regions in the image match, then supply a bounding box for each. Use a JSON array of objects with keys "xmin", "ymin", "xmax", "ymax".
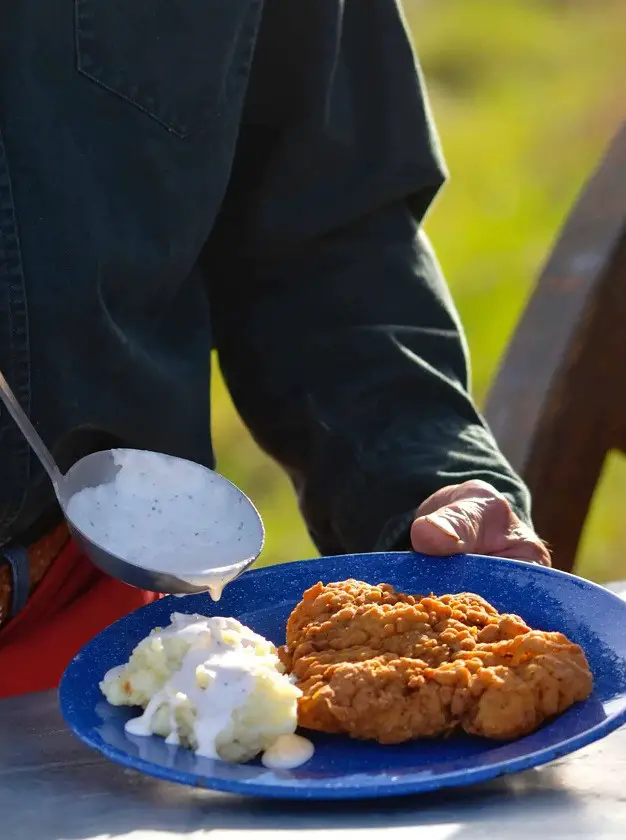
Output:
[{"xmin": 279, "ymin": 580, "xmax": 593, "ymax": 743}]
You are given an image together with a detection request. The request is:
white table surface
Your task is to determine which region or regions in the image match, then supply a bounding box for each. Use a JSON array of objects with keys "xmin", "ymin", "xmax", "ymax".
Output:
[{"xmin": 2, "ymin": 580, "xmax": 625, "ymax": 840}]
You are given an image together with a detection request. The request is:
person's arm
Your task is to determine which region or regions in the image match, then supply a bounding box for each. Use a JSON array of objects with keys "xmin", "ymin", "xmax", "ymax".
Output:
[{"xmin": 204, "ymin": 0, "xmax": 531, "ymax": 555}]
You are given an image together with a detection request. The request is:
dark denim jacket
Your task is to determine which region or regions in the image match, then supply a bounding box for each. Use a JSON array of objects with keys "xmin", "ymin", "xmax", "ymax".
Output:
[{"xmin": 0, "ymin": 0, "xmax": 530, "ymax": 554}]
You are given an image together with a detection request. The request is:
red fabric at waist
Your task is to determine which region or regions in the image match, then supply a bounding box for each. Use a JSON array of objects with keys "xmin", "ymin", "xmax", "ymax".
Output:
[{"xmin": 0, "ymin": 539, "xmax": 161, "ymax": 697}]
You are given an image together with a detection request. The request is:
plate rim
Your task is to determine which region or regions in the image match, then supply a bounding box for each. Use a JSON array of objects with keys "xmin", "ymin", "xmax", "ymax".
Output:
[{"xmin": 59, "ymin": 551, "xmax": 626, "ymax": 800}]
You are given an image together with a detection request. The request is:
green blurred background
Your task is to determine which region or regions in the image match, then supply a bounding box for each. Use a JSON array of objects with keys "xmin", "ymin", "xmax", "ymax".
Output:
[{"xmin": 211, "ymin": 0, "xmax": 626, "ymax": 583}]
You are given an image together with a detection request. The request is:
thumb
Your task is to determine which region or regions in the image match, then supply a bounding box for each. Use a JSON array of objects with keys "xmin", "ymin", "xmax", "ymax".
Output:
[{"xmin": 410, "ymin": 502, "xmax": 481, "ymax": 556}]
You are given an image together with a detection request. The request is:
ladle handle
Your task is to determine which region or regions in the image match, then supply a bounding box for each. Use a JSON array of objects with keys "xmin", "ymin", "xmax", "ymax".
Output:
[{"xmin": 0, "ymin": 369, "xmax": 63, "ymax": 489}]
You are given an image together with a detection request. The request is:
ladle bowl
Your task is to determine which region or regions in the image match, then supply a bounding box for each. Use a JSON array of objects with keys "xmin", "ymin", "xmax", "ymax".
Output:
[{"xmin": 0, "ymin": 371, "xmax": 265, "ymax": 596}]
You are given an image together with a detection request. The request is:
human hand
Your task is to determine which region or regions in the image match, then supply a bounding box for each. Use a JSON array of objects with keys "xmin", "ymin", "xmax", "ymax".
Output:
[{"xmin": 409, "ymin": 479, "xmax": 550, "ymax": 566}]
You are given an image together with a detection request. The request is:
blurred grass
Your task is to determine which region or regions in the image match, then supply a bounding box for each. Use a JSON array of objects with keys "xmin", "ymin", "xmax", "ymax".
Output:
[{"xmin": 211, "ymin": 0, "xmax": 626, "ymax": 581}]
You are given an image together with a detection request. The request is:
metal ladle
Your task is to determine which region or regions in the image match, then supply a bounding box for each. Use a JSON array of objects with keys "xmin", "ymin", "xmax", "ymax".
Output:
[{"xmin": 0, "ymin": 371, "xmax": 265, "ymax": 596}]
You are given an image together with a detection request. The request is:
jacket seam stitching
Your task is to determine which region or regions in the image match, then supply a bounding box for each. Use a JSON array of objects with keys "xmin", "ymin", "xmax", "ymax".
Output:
[{"xmin": 0, "ymin": 125, "xmax": 32, "ymax": 536}]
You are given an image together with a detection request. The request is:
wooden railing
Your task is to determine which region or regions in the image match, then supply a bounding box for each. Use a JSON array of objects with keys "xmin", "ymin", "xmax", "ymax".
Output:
[{"xmin": 485, "ymin": 122, "xmax": 626, "ymax": 573}]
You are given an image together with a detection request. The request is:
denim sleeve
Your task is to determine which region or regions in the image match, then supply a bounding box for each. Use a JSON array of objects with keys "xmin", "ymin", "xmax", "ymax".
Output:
[{"xmin": 205, "ymin": 0, "xmax": 531, "ymax": 555}]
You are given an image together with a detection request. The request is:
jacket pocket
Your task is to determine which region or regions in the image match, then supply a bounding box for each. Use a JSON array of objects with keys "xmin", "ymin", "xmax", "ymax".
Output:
[{"xmin": 75, "ymin": 0, "xmax": 255, "ymax": 138}]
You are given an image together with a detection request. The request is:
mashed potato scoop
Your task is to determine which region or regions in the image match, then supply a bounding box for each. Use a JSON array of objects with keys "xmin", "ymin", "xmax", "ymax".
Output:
[{"xmin": 101, "ymin": 612, "xmax": 312, "ymax": 767}]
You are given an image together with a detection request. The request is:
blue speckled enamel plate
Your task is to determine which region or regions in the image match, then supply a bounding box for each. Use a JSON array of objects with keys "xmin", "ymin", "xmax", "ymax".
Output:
[{"xmin": 59, "ymin": 552, "xmax": 626, "ymax": 800}]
